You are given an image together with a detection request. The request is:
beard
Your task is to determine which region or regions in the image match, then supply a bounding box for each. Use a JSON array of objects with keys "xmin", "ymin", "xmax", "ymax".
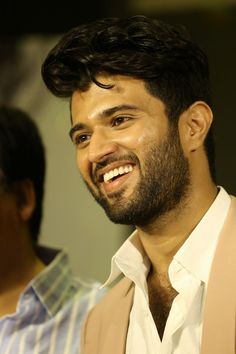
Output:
[{"xmin": 83, "ymin": 124, "xmax": 190, "ymax": 227}]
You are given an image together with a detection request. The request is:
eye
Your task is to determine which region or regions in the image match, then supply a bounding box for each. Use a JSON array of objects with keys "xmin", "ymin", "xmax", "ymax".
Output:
[
  {"xmin": 73, "ymin": 133, "xmax": 91, "ymax": 146},
  {"xmin": 112, "ymin": 116, "xmax": 130, "ymax": 127}
]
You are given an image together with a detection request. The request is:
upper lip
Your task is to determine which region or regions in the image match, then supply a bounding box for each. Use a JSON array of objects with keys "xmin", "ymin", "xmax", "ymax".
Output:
[{"xmin": 95, "ymin": 161, "xmax": 135, "ymax": 183}]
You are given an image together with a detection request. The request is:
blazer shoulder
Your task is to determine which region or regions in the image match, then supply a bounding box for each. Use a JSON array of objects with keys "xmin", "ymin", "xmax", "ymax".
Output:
[{"xmin": 228, "ymin": 195, "xmax": 236, "ymax": 221}]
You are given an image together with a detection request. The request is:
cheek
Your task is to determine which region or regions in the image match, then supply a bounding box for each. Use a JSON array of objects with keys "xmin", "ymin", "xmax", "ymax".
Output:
[
  {"xmin": 118, "ymin": 126, "xmax": 150, "ymax": 150},
  {"xmin": 76, "ymin": 152, "xmax": 88, "ymax": 179},
  {"xmin": 128, "ymin": 126, "xmax": 161, "ymax": 153}
]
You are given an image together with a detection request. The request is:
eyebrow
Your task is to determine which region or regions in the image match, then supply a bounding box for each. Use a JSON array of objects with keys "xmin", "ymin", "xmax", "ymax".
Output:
[{"xmin": 69, "ymin": 104, "xmax": 139, "ymax": 140}]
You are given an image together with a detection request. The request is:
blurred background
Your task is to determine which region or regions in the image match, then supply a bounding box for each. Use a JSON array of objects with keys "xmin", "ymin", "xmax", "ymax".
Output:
[{"xmin": 0, "ymin": 0, "xmax": 235, "ymax": 283}]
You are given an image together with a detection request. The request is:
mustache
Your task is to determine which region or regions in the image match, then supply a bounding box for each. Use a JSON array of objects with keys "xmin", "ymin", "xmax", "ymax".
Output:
[{"xmin": 92, "ymin": 153, "xmax": 140, "ymax": 184}]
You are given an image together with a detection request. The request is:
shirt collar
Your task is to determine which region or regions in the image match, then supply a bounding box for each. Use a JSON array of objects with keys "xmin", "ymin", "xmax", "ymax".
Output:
[
  {"xmin": 103, "ymin": 186, "xmax": 231, "ymax": 288},
  {"xmin": 102, "ymin": 230, "xmax": 149, "ymax": 290},
  {"xmin": 28, "ymin": 246, "xmax": 76, "ymax": 317}
]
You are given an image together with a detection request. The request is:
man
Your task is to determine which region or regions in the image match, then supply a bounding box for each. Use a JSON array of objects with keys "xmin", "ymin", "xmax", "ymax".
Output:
[
  {"xmin": 0, "ymin": 105, "xmax": 105, "ymax": 353},
  {"xmin": 41, "ymin": 15, "xmax": 236, "ymax": 354}
]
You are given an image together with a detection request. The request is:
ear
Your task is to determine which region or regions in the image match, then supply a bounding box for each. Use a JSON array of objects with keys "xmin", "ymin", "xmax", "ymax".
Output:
[
  {"xmin": 12, "ymin": 179, "xmax": 36, "ymax": 222},
  {"xmin": 179, "ymin": 101, "xmax": 213, "ymax": 153}
]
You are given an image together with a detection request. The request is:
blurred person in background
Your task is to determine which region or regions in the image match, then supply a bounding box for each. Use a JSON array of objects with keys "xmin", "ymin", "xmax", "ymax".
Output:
[
  {"xmin": 41, "ymin": 15, "xmax": 236, "ymax": 354},
  {"xmin": 0, "ymin": 105, "xmax": 105, "ymax": 353}
]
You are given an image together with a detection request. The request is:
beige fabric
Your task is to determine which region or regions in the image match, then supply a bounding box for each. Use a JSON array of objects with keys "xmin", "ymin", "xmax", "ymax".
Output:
[
  {"xmin": 200, "ymin": 196, "xmax": 236, "ymax": 354},
  {"xmin": 81, "ymin": 277, "xmax": 134, "ymax": 354},
  {"xmin": 81, "ymin": 196, "xmax": 236, "ymax": 354}
]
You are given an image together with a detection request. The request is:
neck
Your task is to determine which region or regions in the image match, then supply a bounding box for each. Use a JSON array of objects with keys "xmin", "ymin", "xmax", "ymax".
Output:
[
  {"xmin": 137, "ymin": 182, "xmax": 218, "ymax": 276},
  {"xmin": 0, "ymin": 231, "xmax": 45, "ymax": 317}
]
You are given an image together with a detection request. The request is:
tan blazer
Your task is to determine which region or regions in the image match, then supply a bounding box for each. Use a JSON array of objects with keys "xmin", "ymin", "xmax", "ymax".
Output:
[{"xmin": 81, "ymin": 197, "xmax": 236, "ymax": 354}]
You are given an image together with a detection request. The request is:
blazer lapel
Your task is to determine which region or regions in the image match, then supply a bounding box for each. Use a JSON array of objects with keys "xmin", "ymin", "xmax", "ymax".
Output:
[
  {"xmin": 81, "ymin": 277, "xmax": 134, "ymax": 354},
  {"xmin": 99, "ymin": 286, "xmax": 133, "ymax": 354}
]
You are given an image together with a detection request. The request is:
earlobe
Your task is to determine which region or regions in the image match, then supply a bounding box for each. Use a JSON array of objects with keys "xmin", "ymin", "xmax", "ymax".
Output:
[
  {"xmin": 182, "ymin": 101, "xmax": 213, "ymax": 151},
  {"xmin": 13, "ymin": 179, "xmax": 36, "ymax": 222}
]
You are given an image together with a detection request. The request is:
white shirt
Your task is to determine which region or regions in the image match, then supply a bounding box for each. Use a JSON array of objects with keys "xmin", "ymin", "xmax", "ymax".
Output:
[{"xmin": 103, "ymin": 187, "xmax": 231, "ymax": 354}]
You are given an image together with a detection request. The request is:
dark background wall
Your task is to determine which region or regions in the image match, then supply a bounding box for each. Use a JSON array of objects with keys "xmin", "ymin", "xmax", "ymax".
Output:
[{"xmin": 159, "ymin": 8, "xmax": 236, "ymax": 195}]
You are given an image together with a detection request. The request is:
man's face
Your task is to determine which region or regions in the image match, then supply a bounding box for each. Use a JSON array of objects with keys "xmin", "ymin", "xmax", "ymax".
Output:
[{"xmin": 70, "ymin": 75, "xmax": 190, "ymax": 226}]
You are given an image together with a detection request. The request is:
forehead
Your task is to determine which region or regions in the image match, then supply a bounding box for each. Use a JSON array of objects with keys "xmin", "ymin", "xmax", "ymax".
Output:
[{"xmin": 71, "ymin": 75, "xmax": 158, "ymax": 124}]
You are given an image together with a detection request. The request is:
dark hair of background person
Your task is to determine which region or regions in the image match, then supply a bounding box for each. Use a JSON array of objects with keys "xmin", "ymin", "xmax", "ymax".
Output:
[
  {"xmin": 41, "ymin": 15, "xmax": 215, "ymax": 182},
  {"xmin": 0, "ymin": 105, "xmax": 46, "ymax": 243}
]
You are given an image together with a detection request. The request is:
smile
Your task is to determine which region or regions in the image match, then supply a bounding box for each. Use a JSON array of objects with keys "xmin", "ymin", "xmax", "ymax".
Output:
[{"xmin": 103, "ymin": 165, "xmax": 133, "ymax": 183}]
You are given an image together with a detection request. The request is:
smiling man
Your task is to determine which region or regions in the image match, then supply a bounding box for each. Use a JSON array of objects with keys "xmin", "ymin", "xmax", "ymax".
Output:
[
  {"xmin": 41, "ymin": 15, "xmax": 236, "ymax": 354},
  {"xmin": 70, "ymin": 75, "xmax": 190, "ymax": 228}
]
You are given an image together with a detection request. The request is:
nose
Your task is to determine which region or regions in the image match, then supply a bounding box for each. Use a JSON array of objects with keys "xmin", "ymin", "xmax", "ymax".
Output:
[{"xmin": 88, "ymin": 126, "xmax": 117, "ymax": 163}]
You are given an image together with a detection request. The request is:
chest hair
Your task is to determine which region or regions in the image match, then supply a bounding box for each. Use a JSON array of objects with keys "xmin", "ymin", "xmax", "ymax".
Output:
[{"xmin": 147, "ymin": 271, "xmax": 178, "ymax": 340}]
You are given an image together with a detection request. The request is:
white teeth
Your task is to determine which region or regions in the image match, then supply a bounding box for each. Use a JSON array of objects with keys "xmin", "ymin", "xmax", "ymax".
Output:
[
  {"xmin": 119, "ymin": 166, "xmax": 124, "ymax": 175},
  {"xmin": 104, "ymin": 164, "xmax": 133, "ymax": 183},
  {"xmin": 114, "ymin": 168, "xmax": 119, "ymax": 176}
]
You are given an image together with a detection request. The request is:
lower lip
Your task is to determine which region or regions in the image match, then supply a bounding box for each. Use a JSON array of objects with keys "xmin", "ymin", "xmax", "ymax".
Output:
[{"xmin": 102, "ymin": 172, "xmax": 132, "ymax": 194}]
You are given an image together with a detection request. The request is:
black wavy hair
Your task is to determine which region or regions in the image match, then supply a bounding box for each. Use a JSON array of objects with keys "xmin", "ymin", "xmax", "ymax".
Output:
[
  {"xmin": 0, "ymin": 105, "xmax": 46, "ymax": 243},
  {"xmin": 42, "ymin": 15, "xmax": 215, "ymax": 180}
]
